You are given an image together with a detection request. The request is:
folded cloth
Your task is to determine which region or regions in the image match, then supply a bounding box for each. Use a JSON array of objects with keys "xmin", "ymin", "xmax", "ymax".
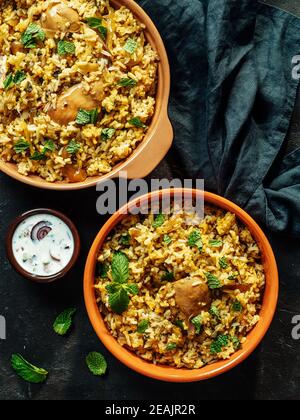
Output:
[{"xmin": 138, "ymin": 0, "xmax": 300, "ymax": 236}]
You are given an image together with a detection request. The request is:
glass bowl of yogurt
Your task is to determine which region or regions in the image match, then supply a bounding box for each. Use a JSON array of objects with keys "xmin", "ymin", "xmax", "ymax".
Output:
[{"xmin": 6, "ymin": 209, "xmax": 80, "ymax": 283}]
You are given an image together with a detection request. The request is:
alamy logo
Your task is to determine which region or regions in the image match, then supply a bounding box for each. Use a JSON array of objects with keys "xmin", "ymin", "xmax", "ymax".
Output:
[
  {"xmin": 0, "ymin": 315, "xmax": 6, "ymax": 340},
  {"xmin": 291, "ymin": 315, "xmax": 300, "ymax": 340},
  {"xmin": 292, "ymin": 56, "xmax": 300, "ymax": 80},
  {"xmin": 96, "ymin": 173, "xmax": 205, "ymax": 216}
]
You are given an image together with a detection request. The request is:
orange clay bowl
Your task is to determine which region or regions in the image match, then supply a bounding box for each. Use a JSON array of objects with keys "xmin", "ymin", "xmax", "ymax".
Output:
[
  {"xmin": 0, "ymin": 0, "xmax": 173, "ymax": 191},
  {"xmin": 84, "ymin": 188, "xmax": 279, "ymax": 382}
]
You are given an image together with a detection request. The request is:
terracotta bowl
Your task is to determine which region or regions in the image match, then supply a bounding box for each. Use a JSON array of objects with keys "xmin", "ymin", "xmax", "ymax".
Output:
[
  {"xmin": 0, "ymin": 0, "xmax": 173, "ymax": 190},
  {"xmin": 84, "ymin": 189, "xmax": 279, "ymax": 382}
]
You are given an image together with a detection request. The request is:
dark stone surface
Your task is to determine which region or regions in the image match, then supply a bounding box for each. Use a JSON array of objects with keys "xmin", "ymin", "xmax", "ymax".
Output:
[{"xmin": 1, "ymin": 0, "xmax": 300, "ymax": 401}]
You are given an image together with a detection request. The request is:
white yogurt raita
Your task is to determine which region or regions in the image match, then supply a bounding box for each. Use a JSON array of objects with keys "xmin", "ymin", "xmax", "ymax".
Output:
[{"xmin": 12, "ymin": 213, "xmax": 75, "ymax": 277}]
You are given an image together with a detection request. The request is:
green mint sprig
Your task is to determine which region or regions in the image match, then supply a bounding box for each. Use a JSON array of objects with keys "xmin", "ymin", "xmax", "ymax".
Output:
[
  {"xmin": 191, "ymin": 315, "xmax": 202, "ymax": 334},
  {"xmin": 30, "ymin": 140, "xmax": 56, "ymax": 161},
  {"xmin": 11, "ymin": 354, "xmax": 48, "ymax": 384},
  {"xmin": 86, "ymin": 17, "xmax": 107, "ymax": 40},
  {"xmin": 57, "ymin": 40, "xmax": 75, "ymax": 56},
  {"xmin": 76, "ymin": 109, "xmax": 99, "ymax": 125},
  {"xmin": 152, "ymin": 213, "xmax": 165, "ymax": 228},
  {"xmin": 21, "ymin": 23, "xmax": 45, "ymax": 49},
  {"xmin": 3, "ymin": 71, "xmax": 26, "ymax": 90},
  {"xmin": 128, "ymin": 117, "xmax": 146, "ymax": 128},
  {"xmin": 188, "ymin": 229, "xmax": 203, "ymax": 251},
  {"xmin": 205, "ymin": 272, "xmax": 222, "ymax": 289},
  {"xmin": 106, "ymin": 252, "xmax": 139, "ymax": 314},
  {"xmin": 210, "ymin": 335, "xmax": 229, "ymax": 354},
  {"xmin": 137, "ymin": 320, "xmax": 149, "ymax": 334},
  {"xmin": 14, "ymin": 138, "xmax": 30, "ymax": 154},
  {"xmin": 86, "ymin": 352, "xmax": 107, "ymax": 376},
  {"xmin": 53, "ymin": 308, "xmax": 76, "ymax": 336},
  {"xmin": 124, "ymin": 38, "xmax": 138, "ymax": 54}
]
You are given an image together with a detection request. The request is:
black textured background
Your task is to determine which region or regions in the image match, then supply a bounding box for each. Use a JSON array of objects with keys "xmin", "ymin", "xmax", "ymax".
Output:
[{"xmin": 0, "ymin": 0, "xmax": 300, "ymax": 401}]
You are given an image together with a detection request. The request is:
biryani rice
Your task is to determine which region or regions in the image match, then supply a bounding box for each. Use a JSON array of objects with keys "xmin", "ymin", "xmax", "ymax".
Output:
[
  {"xmin": 95, "ymin": 205, "xmax": 265, "ymax": 369},
  {"xmin": 0, "ymin": 0, "xmax": 158, "ymax": 182}
]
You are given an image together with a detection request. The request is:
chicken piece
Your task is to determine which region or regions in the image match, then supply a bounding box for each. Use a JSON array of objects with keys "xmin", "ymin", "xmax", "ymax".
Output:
[
  {"xmin": 174, "ymin": 277, "xmax": 212, "ymax": 319},
  {"xmin": 41, "ymin": 1, "xmax": 81, "ymax": 35},
  {"xmin": 48, "ymin": 84, "xmax": 98, "ymax": 125}
]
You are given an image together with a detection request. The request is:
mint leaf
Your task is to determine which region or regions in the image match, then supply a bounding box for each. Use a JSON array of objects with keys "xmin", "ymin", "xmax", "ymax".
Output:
[
  {"xmin": 111, "ymin": 252, "xmax": 129, "ymax": 283},
  {"xmin": 76, "ymin": 109, "xmax": 91, "ymax": 125},
  {"xmin": 90, "ymin": 109, "xmax": 99, "ymax": 124},
  {"xmin": 128, "ymin": 117, "xmax": 146, "ymax": 128},
  {"xmin": 76, "ymin": 109, "xmax": 98, "ymax": 125},
  {"xmin": 86, "ymin": 17, "xmax": 102, "ymax": 28},
  {"xmin": 66, "ymin": 140, "xmax": 81, "ymax": 154},
  {"xmin": 152, "ymin": 213, "xmax": 165, "ymax": 228},
  {"xmin": 11, "ymin": 354, "xmax": 48, "ymax": 384},
  {"xmin": 30, "ymin": 151, "xmax": 47, "ymax": 161},
  {"xmin": 163, "ymin": 234, "xmax": 172, "ymax": 245},
  {"xmin": 231, "ymin": 336, "xmax": 241, "ymax": 350},
  {"xmin": 124, "ymin": 38, "xmax": 138, "ymax": 54},
  {"xmin": 175, "ymin": 319, "xmax": 184, "ymax": 329},
  {"xmin": 124, "ymin": 283, "xmax": 139, "ymax": 295},
  {"xmin": 209, "ymin": 305, "xmax": 221, "ymax": 319},
  {"xmin": 166, "ymin": 343, "xmax": 177, "ymax": 351},
  {"xmin": 98, "ymin": 25, "xmax": 107, "ymax": 40},
  {"xmin": 161, "ymin": 271, "xmax": 174, "ymax": 281},
  {"xmin": 205, "ymin": 272, "xmax": 222, "ymax": 289},
  {"xmin": 101, "ymin": 128, "xmax": 115, "ymax": 141},
  {"xmin": 43, "ymin": 140, "xmax": 56, "ymax": 152},
  {"xmin": 219, "ymin": 256, "xmax": 228, "ymax": 269},
  {"xmin": 86, "ymin": 352, "xmax": 107, "ymax": 376},
  {"xmin": 191, "ymin": 315, "xmax": 202, "ymax": 334},
  {"xmin": 137, "ymin": 320, "xmax": 149, "ymax": 334},
  {"xmin": 107, "ymin": 253, "xmax": 137, "ymax": 313},
  {"xmin": 14, "ymin": 139, "xmax": 30, "ymax": 154},
  {"xmin": 97, "ymin": 262, "xmax": 109, "ymax": 278},
  {"xmin": 21, "ymin": 23, "xmax": 45, "ymax": 49},
  {"xmin": 232, "ymin": 300, "xmax": 243, "ymax": 312},
  {"xmin": 106, "ymin": 282, "xmax": 137, "ymax": 314},
  {"xmin": 210, "ymin": 335, "xmax": 229, "ymax": 354},
  {"xmin": 188, "ymin": 229, "xmax": 203, "ymax": 250},
  {"xmin": 30, "ymin": 140, "xmax": 55, "ymax": 160},
  {"xmin": 209, "ymin": 239, "xmax": 223, "ymax": 247},
  {"xmin": 105, "ymin": 283, "xmax": 119, "ymax": 294},
  {"xmin": 86, "ymin": 17, "xmax": 107, "ymax": 40},
  {"xmin": 120, "ymin": 233, "xmax": 131, "ymax": 246},
  {"xmin": 53, "ymin": 308, "xmax": 76, "ymax": 336},
  {"xmin": 3, "ymin": 71, "xmax": 26, "ymax": 90},
  {"xmin": 13, "ymin": 71, "xmax": 26, "ymax": 85},
  {"xmin": 57, "ymin": 40, "xmax": 75, "ymax": 56},
  {"xmin": 3, "ymin": 73, "xmax": 14, "ymax": 90},
  {"xmin": 108, "ymin": 287, "xmax": 130, "ymax": 314},
  {"xmin": 118, "ymin": 78, "xmax": 137, "ymax": 88}
]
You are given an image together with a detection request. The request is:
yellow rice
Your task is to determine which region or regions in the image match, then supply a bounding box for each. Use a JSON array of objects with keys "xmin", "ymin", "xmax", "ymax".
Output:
[
  {"xmin": 0, "ymin": 0, "xmax": 158, "ymax": 182},
  {"xmin": 95, "ymin": 205, "xmax": 265, "ymax": 369}
]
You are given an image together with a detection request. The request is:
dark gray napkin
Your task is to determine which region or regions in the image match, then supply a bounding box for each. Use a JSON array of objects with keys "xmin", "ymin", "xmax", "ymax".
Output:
[{"xmin": 138, "ymin": 0, "xmax": 300, "ymax": 236}]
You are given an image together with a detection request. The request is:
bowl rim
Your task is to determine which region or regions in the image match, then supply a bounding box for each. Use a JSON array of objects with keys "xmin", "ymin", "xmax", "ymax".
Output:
[
  {"xmin": 6, "ymin": 208, "xmax": 81, "ymax": 283},
  {"xmin": 0, "ymin": 0, "xmax": 172, "ymax": 190},
  {"xmin": 84, "ymin": 188, "xmax": 279, "ymax": 382}
]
